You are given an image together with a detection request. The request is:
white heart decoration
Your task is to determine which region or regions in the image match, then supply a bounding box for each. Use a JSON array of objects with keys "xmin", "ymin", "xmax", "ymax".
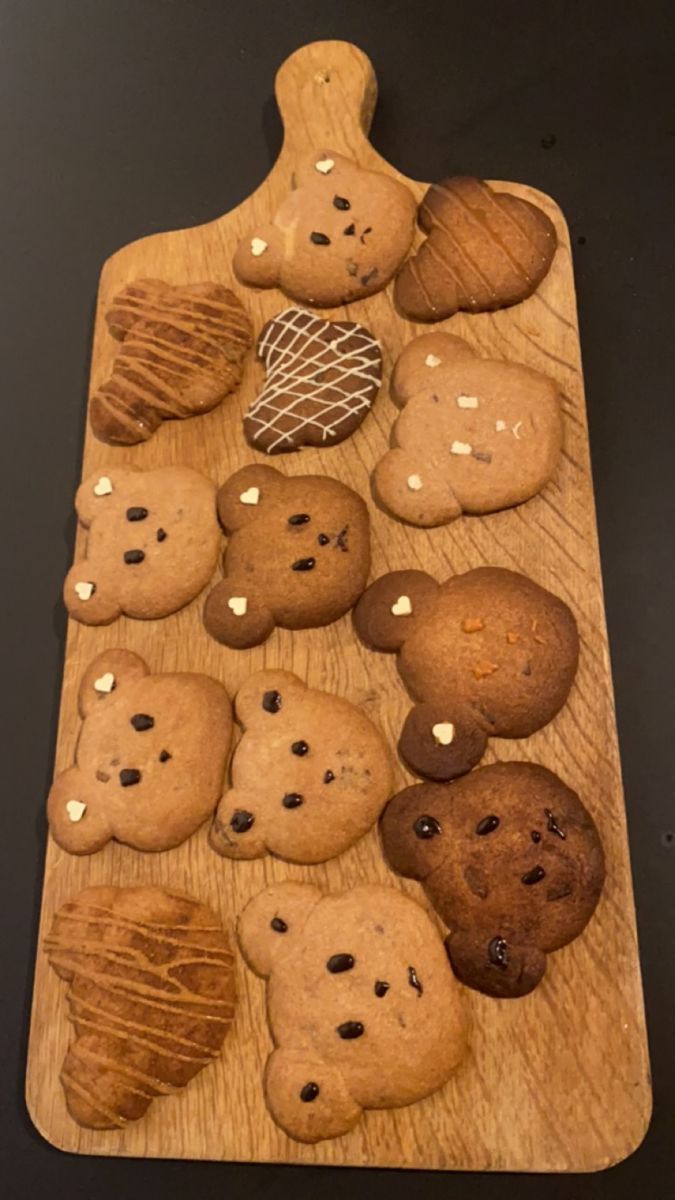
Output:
[
  {"xmin": 94, "ymin": 672, "xmax": 115, "ymax": 693},
  {"xmin": 66, "ymin": 800, "xmax": 87, "ymax": 823},
  {"xmin": 432, "ymin": 722, "xmax": 456, "ymax": 746},
  {"xmin": 228, "ymin": 596, "xmax": 248, "ymax": 617},
  {"xmin": 239, "ymin": 486, "xmax": 260, "ymax": 505},
  {"xmin": 315, "ymin": 158, "xmax": 335, "ymax": 174},
  {"xmin": 391, "ymin": 595, "xmax": 413, "ymax": 617},
  {"xmin": 93, "ymin": 475, "xmax": 113, "ymax": 496},
  {"xmin": 250, "ymin": 237, "xmax": 268, "ymax": 257},
  {"xmin": 74, "ymin": 581, "xmax": 95, "ymax": 601}
]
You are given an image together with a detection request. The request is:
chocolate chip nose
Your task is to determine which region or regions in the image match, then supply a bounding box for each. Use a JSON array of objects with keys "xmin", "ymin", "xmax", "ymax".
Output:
[
  {"xmin": 230, "ymin": 809, "xmax": 254, "ymax": 834},
  {"xmin": 119, "ymin": 768, "xmax": 141, "ymax": 787}
]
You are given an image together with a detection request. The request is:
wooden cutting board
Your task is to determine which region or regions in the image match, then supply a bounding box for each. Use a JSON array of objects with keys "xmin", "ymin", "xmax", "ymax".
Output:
[{"xmin": 25, "ymin": 39, "xmax": 651, "ymax": 1172}]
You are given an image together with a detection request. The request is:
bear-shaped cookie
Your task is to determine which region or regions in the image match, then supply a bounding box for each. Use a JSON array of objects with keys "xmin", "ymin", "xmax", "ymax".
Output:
[
  {"xmin": 237, "ymin": 881, "xmax": 466, "ymax": 1142},
  {"xmin": 233, "ymin": 150, "xmax": 417, "ymax": 307},
  {"xmin": 354, "ymin": 566, "xmax": 578, "ymax": 780},
  {"xmin": 394, "ymin": 176, "xmax": 557, "ymax": 321},
  {"xmin": 90, "ymin": 279, "xmax": 253, "ymax": 445},
  {"xmin": 373, "ymin": 332, "xmax": 562, "ymax": 525},
  {"xmin": 209, "ymin": 670, "xmax": 392, "ymax": 863},
  {"xmin": 45, "ymin": 885, "xmax": 235, "ymax": 1127},
  {"xmin": 203, "ymin": 464, "xmax": 371, "ymax": 649},
  {"xmin": 47, "ymin": 650, "xmax": 232, "ymax": 853},
  {"xmin": 380, "ymin": 762, "xmax": 605, "ymax": 998},
  {"xmin": 64, "ymin": 465, "xmax": 221, "ymax": 625}
]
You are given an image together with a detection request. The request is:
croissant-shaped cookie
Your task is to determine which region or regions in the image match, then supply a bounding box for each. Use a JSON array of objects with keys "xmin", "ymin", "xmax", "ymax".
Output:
[
  {"xmin": 395, "ymin": 177, "xmax": 557, "ymax": 321},
  {"xmin": 45, "ymin": 886, "xmax": 235, "ymax": 1129},
  {"xmin": 90, "ymin": 279, "xmax": 253, "ymax": 445}
]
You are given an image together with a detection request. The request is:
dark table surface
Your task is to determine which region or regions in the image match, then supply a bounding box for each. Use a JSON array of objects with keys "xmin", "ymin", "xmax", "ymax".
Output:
[{"xmin": 1, "ymin": 1, "xmax": 673, "ymax": 1197}]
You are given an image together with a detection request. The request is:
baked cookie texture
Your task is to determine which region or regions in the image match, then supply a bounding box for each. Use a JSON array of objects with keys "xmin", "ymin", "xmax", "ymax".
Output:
[
  {"xmin": 90, "ymin": 279, "xmax": 253, "ymax": 445},
  {"xmin": 44, "ymin": 886, "xmax": 235, "ymax": 1128},
  {"xmin": 203, "ymin": 464, "xmax": 371, "ymax": 649},
  {"xmin": 47, "ymin": 650, "xmax": 232, "ymax": 854},
  {"xmin": 64, "ymin": 465, "xmax": 221, "ymax": 625},
  {"xmin": 237, "ymin": 881, "xmax": 465, "ymax": 1143},
  {"xmin": 245, "ymin": 307, "xmax": 382, "ymax": 453},
  {"xmin": 353, "ymin": 566, "xmax": 578, "ymax": 780},
  {"xmin": 233, "ymin": 150, "xmax": 417, "ymax": 307},
  {"xmin": 380, "ymin": 762, "xmax": 605, "ymax": 998},
  {"xmin": 374, "ymin": 332, "xmax": 562, "ymax": 525},
  {"xmin": 395, "ymin": 177, "xmax": 557, "ymax": 321},
  {"xmin": 209, "ymin": 670, "xmax": 392, "ymax": 864}
]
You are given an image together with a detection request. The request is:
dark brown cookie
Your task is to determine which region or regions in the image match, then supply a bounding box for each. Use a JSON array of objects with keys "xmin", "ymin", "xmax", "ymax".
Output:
[
  {"xmin": 394, "ymin": 177, "xmax": 557, "ymax": 322},
  {"xmin": 90, "ymin": 279, "xmax": 253, "ymax": 445},
  {"xmin": 44, "ymin": 885, "xmax": 235, "ymax": 1128},
  {"xmin": 203, "ymin": 464, "xmax": 371, "ymax": 649},
  {"xmin": 353, "ymin": 566, "xmax": 579, "ymax": 779},
  {"xmin": 244, "ymin": 308, "xmax": 382, "ymax": 453},
  {"xmin": 379, "ymin": 762, "xmax": 605, "ymax": 998}
]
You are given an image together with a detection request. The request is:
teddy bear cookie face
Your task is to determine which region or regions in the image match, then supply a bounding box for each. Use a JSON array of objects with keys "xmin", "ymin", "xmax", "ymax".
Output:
[
  {"xmin": 380, "ymin": 763, "xmax": 605, "ymax": 998},
  {"xmin": 353, "ymin": 567, "xmax": 579, "ymax": 781},
  {"xmin": 394, "ymin": 177, "xmax": 557, "ymax": 322},
  {"xmin": 45, "ymin": 885, "xmax": 235, "ymax": 1128},
  {"xmin": 64, "ymin": 466, "xmax": 221, "ymax": 625},
  {"xmin": 47, "ymin": 650, "xmax": 232, "ymax": 853},
  {"xmin": 374, "ymin": 333, "xmax": 562, "ymax": 525},
  {"xmin": 90, "ymin": 279, "xmax": 253, "ymax": 445},
  {"xmin": 203, "ymin": 465, "xmax": 371, "ymax": 649},
  {"xmin": 233, "ymin": 151, "xmax": 417, "ymax": 307},
  {"xmin": 209, "ymin": 670, "xmax": 392, "ymax": 864},
  {"xmin": 244, "ymin": 308, "xmax": 382, "ymax": 453},
  {"xmin": 237, "ymin": 882, "xmax": 465, "ymax": 1142}
]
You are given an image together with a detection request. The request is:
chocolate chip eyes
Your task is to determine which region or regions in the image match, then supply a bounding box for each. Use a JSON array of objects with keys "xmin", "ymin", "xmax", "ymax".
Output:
[
  {"xmin": 292, "ymin": 557, "xmax": 316, "ymax": 571},
  {"xmin": 323, "ymin": 770, "xmax": 335, "ymax": 783},
  {"xmin": 126, "ymin": 506, "xmax": 148, "ymax": 521},
  {"xmin": 488, "ymin": 936, "xmax": 508, "ymax": 968},
  {"xmin": 476, "ymin": 815, "xmax": 500, "ymax": 835},
  {"xmin": 374, "ymin": 980, "xmax": 389, "ymax": 997},
  {"xmin": 291, "ymin": 740, "xmax": 309, "ymax": 756},
  {"xmin": 124, "ymin": 549, "xmax": 145, "ymax": 564},
  {"xmin": 333, "ymin": 195, "xmax": 351, "ymax": 210},
  {"xmin": 262, "ymin": 689, "xmax": 282, "ymax": 713},
  {"xmin": 310, "ymin": 231, "xmax": 331, "ymax": 245},
  {"xmin": 300, "ymin": 1082, "xmax": 319, "ymax": 1102},
  {"xmin": 317, "ymin": 533, "xmax": 330, "ymax": 546},
  {"xmin": 337, "ymin": 1020, "xmax": 364, "ymax": 1039},
  {"xmin": 282, "ymin": 793, "xmax": 303, "ymax": 809},
  {"xmin": 230, "ymin": 809, "xmax": 254, "ymax": 833},
  {"xmin": 130, "ymin": 713, "xmax": 154, "ymax": 732},
  {"xmin": 413, "ymin": 815, "xmax": 442, "ymax": 839},
  {"xmin": 270, "ymin": 916, "xmax": 287, "ymax": 933},
  {"xmin": 119, "ymin": 768, "xmax": 141, "ymax": 787},
  {"xmin": 521, "ymin": 865, "xmax": 546, "ymax": 885},
  {"xmin": 326, "ymin": 954, "xmax": 354, "ymax": 973},
  {"xmin": 288, "ymin": 513, "xmax": 310, "ymax": 525}
]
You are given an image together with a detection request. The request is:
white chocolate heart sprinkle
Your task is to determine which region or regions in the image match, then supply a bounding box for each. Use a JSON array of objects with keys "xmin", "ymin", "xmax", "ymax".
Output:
[
  {"xmin": 425, "ymin": 354, "xmax": 442, "ymax": 368},
  {"xmin": 228, "ymin": 596, "xmax": 248, "ymax": 617},
  {"xmin": 451, "ymin": 440, "xmax": 472, "ymax": 455},
  {"xmin": 94, "ymin": 672, "xmax": 115, "ymax": 693},
  {"xmin": 391, "ymin": 595, "xmax": 412, "ymax": 617},
  {"xmin": 432, "ymin": 722, "xmax": 456, "ymax": 745},
  {"xmin": 456, "ymin": 395, "xmax": 478, "ymax": 409},
  {"xmin": 495, "ymin": 419, "xmax": 508, "ymax": 432},
  {"xmin": 407, "ymin": 474, "xmax": 423, "ymax": 490},
  {"xmin": 251, "ymin": 237, "xmax": 268, "ymax": 257},
  {"xmin": 74, "ymin": 581, "xmax": 95, "ymax": 601},
  {"xmin": 239, "ymin": 486, "xmax": 260, "ymax": 505},
  {"xmin": 93, "ymin": 475, "xmax": 113, "ymax": 496},
  {"xmin": 66, "ymin": 800, "xmax": 87, "ymax": 823},
  {"xmin": 315, "ymin": 158, "xmax": 335, "ymax": 174}
]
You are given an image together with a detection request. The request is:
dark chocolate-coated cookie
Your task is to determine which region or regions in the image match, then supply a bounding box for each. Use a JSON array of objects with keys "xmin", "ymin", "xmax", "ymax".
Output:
[{"xmin": 380, "ymin": 762, "xmax": 605, "ymax": 998}]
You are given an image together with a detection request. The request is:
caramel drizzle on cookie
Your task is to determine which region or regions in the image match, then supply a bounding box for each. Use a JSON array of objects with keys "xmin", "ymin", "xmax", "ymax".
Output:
[{"xmin": 44, "ymin": 893, "xmax": 235, "ymax": 1127}]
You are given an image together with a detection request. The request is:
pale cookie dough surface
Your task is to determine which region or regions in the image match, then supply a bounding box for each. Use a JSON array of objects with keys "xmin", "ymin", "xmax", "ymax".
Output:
[
  {"xmin": 209, "ymin": 669, "xmax": 392, "ymax": 863},
  {"xmin": 233, "ymin": 150, "xmax": 417, "ymax": 307},
  {"xmin": 374, "ymin": 333, "xmax": 562, "ymax": 525},
  {"xmin": 237, "ymin": 882, "xmax": 465, "ymax": 1142}
]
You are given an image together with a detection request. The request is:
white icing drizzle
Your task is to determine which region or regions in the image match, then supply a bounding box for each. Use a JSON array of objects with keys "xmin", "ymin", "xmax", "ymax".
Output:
[{"xmin": 247, "ymin": 308, "xmax": 382, "ymax": 452}]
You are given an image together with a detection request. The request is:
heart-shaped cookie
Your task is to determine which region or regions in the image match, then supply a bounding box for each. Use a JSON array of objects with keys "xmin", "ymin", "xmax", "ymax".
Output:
[{"xmin": 395, "ymin": 177, "xmax": 557, "ymax": 321}]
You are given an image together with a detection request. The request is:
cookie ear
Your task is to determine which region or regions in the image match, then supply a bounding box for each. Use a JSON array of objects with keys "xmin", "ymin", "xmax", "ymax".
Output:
[
  {"xmin": 75, "ymin": 467, "xmax": 139, "ymax": 527},
  {"xmin": 292, "ymin": 149, "xmax": 345, "ymax": 189},
  {"xmin": 203, "ymin": 579, "xmax": 275, "ymax": 649},
  {"xmin": 237, "ymin": 882, "xmax": 322, "ymax": 978},
  {"xmin": 234, "ymin": 669, "xmax": 307, "ymax": 729},
  {"xmin": 379, "ymin": 785, "xmax": 449, "ymax": 881},
  {"xmin": 216, "ymin": 464, "xmax": 285, "ymax": 533},
  {"xmin": 209, "ymin": 790, "xmax": 268, "ymax": 860},
  {"xmin": 47, "ymin": 767, "xmax": 113, "ymax": 854},
  {"xmin": 352, "ymin": 570, "xmax": 439, "ymax": 652},
  {"xmin": 105, "ymin": 279, "xmax": 170, "ymax": 340},
  {"xmin": 446, "ymin": 930, "xmax": 547, "ymax": 999},
  {"xmin": 63, "ymin": 562, "xmax": 122, "ymax": 626},
  {"xmin": 390, "ymin": 333, "xmax": 476, "ymax": 407},
  {"xmin": 232, "ymin": 224, "xmax": 285, "ymax": 289},
  {"xmin": 264, "ymin": 1047, "xmax": 361, "ymax": 1143},
  {"xmin": 373, "ymin": 448, "xmax": 462, "ymax": 526},
  {"xmin": 78, "ymin": 650, "xmax": 150, "ymax": 717},
  {"xmin": 398, "ymin": 703, "xmax": 488, "ymax": 781}
]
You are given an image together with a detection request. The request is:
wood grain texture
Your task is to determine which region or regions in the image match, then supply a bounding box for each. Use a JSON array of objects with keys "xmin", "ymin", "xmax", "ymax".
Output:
[{"xmin": 25, "ymin": 40, "xmax": 651, "ymax": 1172}]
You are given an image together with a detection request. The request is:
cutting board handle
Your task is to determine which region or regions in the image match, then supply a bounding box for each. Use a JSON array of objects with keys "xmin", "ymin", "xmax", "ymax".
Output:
[{"xmin": 274, "ymin": 41, "xmax": 378, "ymax": 169}]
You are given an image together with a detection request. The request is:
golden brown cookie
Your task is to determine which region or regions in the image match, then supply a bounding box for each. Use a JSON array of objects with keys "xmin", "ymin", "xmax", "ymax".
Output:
[
  {"xmin": 237, "ymin": 881, "xmax": 465, "ymax": 1142},
  {"xmin": 353, "ymin": 566, "xmax": 579, "ymax": 780},
  {"xmin": 203, "ymin": 464, "xmax": 371, "ymax": 649},
  {"xmin": 209, "ymin": 670, "xmax": 392, "ymax": 863},
  {"xmin": 44, "ymin": 885, "xmax": 235, "ymax": 1128},
  {"xmin": 244, "ymin": 308, "xmax": 382, "ymax": 453},
  {"xmin": 47, "ymin": 650, "xmax": 232, "ymax": 853},
  {"xmin": 374, "ymin": 332, "xmax": 562, "ymax": 525},
  {"xmin": 233, "ymin": 151, "xmax": 416, "ymax": 307},
  {"xmin": 90, "ymin": 279, "xmax": 253, "ymax": 445},
  {"xmin": 395, "ymin": 177, "xmax": 557, "ymax": 321},
  {"xmin": 380, "ymin": 762, "xmax": 605, "ymax": 998},
  {"xmin": 63, "ymin": 465, "xmax": 220, "ymax": 625}
]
